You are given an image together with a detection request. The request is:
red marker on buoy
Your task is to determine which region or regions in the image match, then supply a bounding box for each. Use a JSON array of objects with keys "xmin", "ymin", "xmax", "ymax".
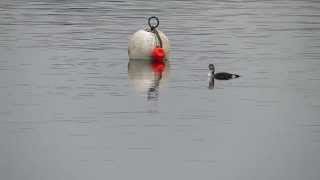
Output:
[{"xmin": 152, "ymin": 47, "xmax": 165, "ymax": 62}]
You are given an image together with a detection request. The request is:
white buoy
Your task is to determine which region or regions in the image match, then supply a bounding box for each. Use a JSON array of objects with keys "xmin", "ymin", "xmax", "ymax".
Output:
[{"xmin": 128, "ymin": 17, "xmax": 170, "ymax": 61}]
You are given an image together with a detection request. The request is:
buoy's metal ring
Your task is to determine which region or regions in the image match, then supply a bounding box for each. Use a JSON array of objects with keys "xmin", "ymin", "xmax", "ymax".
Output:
[{"xmin": 148, "ymin": 16, "xmax": 159, "ymax": 29}]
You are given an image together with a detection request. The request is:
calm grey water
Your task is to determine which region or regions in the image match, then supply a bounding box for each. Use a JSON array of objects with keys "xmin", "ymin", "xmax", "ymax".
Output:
[{"xmin": 1, "ymin": 0, "xmax": 320, "ymax": 179}]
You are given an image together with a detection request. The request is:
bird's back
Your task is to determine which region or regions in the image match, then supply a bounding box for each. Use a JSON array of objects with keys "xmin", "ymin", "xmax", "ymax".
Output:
[{"xmin": 214, "ymin": 72, "xmax": 239, "ymax": 80}]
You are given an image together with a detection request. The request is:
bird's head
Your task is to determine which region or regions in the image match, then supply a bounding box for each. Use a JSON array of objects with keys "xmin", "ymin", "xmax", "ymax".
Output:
[{"xmin": 208, "ymin": 64, "xmax": 215, "ymax": 72}]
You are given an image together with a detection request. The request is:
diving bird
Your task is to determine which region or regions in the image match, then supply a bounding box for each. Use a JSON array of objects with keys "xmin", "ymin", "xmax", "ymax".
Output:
[{"xmin": 208, "ymin": 64, "xmax": 240, "ymax": 80}]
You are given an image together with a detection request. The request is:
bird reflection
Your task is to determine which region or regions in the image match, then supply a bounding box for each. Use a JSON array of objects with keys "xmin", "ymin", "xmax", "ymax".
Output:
[{"xmin": 128, "ymin": 59, "xmax": 168, "ymax": 101}]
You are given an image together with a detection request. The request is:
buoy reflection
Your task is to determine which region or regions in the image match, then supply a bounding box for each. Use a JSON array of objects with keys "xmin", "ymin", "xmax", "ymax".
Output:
[{"xmin": 128, "ymin": 59, "xmax": 169, "ymax": 100}]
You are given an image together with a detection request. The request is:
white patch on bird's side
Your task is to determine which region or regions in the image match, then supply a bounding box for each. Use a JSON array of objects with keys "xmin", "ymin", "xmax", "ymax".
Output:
[
  {"xmin": 232, "ymin": 74, "xmax": 237, "ymax": 78},
  {"xmin": 208, "ymin": 72, "xmax": 212, "ymax": 77}
]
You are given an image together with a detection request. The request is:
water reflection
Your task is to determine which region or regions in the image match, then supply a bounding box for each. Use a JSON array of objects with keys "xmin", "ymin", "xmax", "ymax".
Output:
[{"xmin": 128, "ymin": 59, "xmax": 169, "ymax": 100}]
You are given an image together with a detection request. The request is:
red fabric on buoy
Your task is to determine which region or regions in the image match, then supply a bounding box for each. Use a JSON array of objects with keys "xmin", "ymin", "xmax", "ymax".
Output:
[
  {"xmin": 152, "ymin": 47, "xmax": 165, "ymax": 62},
  {"xmin": 151, "ymin": 61, "xmax": 165, "ymax": 75}
]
